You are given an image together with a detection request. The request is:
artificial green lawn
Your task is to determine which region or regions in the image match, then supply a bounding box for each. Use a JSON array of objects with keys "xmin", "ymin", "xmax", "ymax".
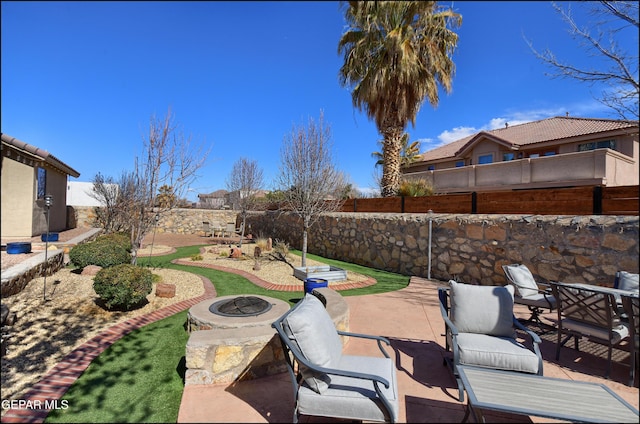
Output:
[
  {"xmin": 46, "ymin": 311, "xmax": 189, "ymax": 423},
  {"xmin": 46, "ymin": 245, "xmax": 409, "ymax": 423}
]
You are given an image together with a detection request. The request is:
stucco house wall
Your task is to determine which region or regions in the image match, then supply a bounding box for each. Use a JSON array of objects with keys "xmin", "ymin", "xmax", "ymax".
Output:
[
  {"xmin": 67, "ymin": 181, "xmax": 109, "ymax": 207},
  {"xmin": 1, "ymin": 159, "xmax": 34, "ymax": 238},
  {"xmin": 1, "ymin": 134, "xmax": 80, "ymax": 241}
]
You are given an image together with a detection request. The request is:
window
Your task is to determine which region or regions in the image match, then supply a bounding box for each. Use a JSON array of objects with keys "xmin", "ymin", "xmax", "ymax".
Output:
[
  {"xmin": 478, "ymin": 154, "xmax": 493, "ymax": 165},
  {"xmin": 528, "ymin": 150, "xmax": 556, "ymax": 158},
  {"xmin": 503, "ymin": 153, "xmax": 515, "ymax": 161},
  {"xmin": 428, "ymin": 165, "xmax": 435, "ymax": 171},
  {"xmin": 455, "ymin": 160, "xmax": 465, "ymax": 167},
  {"xmin": 36, "ymin": 167, "xmax": 46, "ymax": 199},
  {"xmin": 578, "ymin": 140, "xmax": 616, "ymax": 152}
]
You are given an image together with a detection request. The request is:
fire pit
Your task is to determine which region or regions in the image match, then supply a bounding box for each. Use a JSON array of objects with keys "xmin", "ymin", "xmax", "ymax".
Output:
[
  {"xmin": 209, "ymin": 296, "xmax": 272, "ymax": 317},
  {"xmin": 185, "ymin": 290, "xmax": 350, "ymax": 386},
  {"xmin": 187, "ymin": 295, "xmax": 288, "ymax": 332},
  {"xmin": 185, "ymin": 295, "xmax": 290, "ymax": 385}
]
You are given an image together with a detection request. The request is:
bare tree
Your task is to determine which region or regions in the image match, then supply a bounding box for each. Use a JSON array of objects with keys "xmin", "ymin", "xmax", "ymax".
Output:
[
  {"xmin": 275, "ymin": 111, "xmax": 347, "ymax": 267},
  {"xmin": 526, "ymin": 1, "xmax": 639, "ymax": 120},
  {"xmin": 226, "ymin": 157, "xmax": 264, "ymax": 247},
  {"xmin": 92, "ymin": 108, "xmax": 209, "ymax": 264},
  {"xmin": 90, "ymin": 172, "xmax": 127, "ymax": 233}
]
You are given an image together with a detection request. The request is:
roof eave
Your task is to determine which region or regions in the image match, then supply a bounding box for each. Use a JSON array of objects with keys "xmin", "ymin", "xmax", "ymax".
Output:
[{"xmin": 1, "ymin": 133, "xmax": 81, "ymax": 178}]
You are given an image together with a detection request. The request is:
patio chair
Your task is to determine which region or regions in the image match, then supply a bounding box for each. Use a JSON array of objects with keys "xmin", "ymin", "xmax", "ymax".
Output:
[
  {"xmin": 224, "ymin": 222, "xmax": 236, "ymax": 238},
  {"xmin": 502, "ymin": 264, "xmax": 557, "ymax": 332},
  {"xmin": 202, "ymin": 221, "xmax": 211, "ymax": 237},
  {"xmin": 550, "ymin": 281, "xmax": 631, "ymax": 380},
  {"xmin": 271, "ymin": 292, "xmax": 398, "ymax": 423},
  {"xmin": 621, "ymin": 294, "xmax": 639, "ymax": 387},
  {"xmin": 438, "ymin": 280, "xmax": 543, "ymax": 402},
  {"xmin": 614, "ymin": 271, "xmax": 639, "ymax": 309},
  {"xmin": 210, "ymin": 221, "xmax": 223, "ymax": 238},
  {"xmin": 614, "ymin": 271, "xmax": 639, "ymax": 293}
]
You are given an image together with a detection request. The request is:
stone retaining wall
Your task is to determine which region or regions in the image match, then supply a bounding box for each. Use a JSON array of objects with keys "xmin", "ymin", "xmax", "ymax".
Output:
[
  {"xmin": 68, "ymin": 207, "xmax": 639, "ymax": 286},
  {"xmin": 69, "ymin": 206, "xmax": 239, "ymax": 234},
  {"xmin": 1, "ymin": 250, "xmax": 65, "ymax": 297},
  {"xmin": 243, "ymin": 212, "xmax": 639, "ymax": 287}
]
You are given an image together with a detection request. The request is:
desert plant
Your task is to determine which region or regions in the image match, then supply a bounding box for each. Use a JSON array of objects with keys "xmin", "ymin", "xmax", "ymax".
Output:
[
  {"xmin": 190, "ymin": 254, "xmax": 203, "ymax": 261},
  {"xmin": 69, "ymin": 239, "xmax": 131, "ymax": 268},
  {"xmin": 267, "ymin": 239, "xmax": 293, "ymax": 269},
  {"xmin": 93, "ymin": 264, "xmax": 153, "ymax": 310},
  {"xmin": 398, "ymin": 178, "xmax": 434, "ymax": 197},
  {"xmin": 254, "ymin": 237, "xmax": 269, "ymax": 252}
]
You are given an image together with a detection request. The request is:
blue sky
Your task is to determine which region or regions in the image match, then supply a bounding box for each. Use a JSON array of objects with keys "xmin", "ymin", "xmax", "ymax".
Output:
[{"xmin": 2, "ymin": 1, "xmax": 636, "ymax": 200}]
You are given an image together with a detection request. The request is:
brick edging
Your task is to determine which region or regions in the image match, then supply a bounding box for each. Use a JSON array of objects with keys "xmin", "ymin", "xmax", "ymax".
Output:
[{"xmin": 1, "ymin": 275, "xmax": 216, "ymax": 424}]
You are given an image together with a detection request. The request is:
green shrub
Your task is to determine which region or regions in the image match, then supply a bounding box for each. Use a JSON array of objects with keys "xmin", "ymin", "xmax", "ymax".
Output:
[
  {"xmin": 93, "ymin": 264, "xmax": 153, "ymax": 310},
  {"xmin": 96, "ymin": 232, "xmax": 132, "ymax": 250},
  {"xmin": 69, "ymin": 239, "xmax": 131, "ymax": 268}
]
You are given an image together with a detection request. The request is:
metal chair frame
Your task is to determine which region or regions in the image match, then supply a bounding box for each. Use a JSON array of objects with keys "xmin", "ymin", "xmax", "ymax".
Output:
[
  {"xmin": 502, "ymin": 264, "xmax": 557, "ymax": 333},
  {"xmin": 438, "ymin": 286, "xmax": 543, "ymax": 402},
  {"xmin": 551, "ymin": 281, "xmax": 631, "ymax": 380}
]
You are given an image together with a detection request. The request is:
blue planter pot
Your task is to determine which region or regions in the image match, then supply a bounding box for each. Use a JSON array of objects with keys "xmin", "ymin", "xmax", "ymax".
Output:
[
  {"xmin": 41, "ymin": 233, "xmax": 59, "ymax": 242},
  {"xmin": 304, "ymin": 278, "xmax": 328, "ymax": 294},
  {"xmin": 6, "ymin": 242, "xmax": 32, "ymax": 254}
]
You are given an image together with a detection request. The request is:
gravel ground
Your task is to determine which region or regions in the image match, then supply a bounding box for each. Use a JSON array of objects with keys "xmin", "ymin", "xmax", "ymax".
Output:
[
  {"xmin": 1, "ymin": 266, "xmax": 204, "ymax": 404},
  {"xmin": 1, "ymin": 240, "xmax": 368, "ymax": 406}
]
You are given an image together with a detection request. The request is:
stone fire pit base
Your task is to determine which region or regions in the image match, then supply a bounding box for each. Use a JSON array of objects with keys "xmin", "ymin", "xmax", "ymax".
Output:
[
  {"xmin": 185, "ymin": 326, "xmax": 286, "ymax": 385},
  {"xmin": 184, "ymin": 289, "xmax": 349, "ymax": 385}
]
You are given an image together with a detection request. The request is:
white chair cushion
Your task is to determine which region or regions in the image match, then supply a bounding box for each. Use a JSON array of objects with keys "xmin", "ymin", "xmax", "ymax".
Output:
[
  {"xmin": 456, "ymin": 333, "xmax": 540, "ymax": 374},
  {"xmin": 283, "ymin": 293, "xmax": 343, "ymax": 393},
  {"xmin": 505, "ymin": 264, "xmax": 539, "ymax": 298},
  {"xmin": 616, "ymin": 271, "xmax": 639, "ymax": 292},
  {"xmin": 449, "ymin": 280, "xmax": 515, "ymax": 338},
  {"xmin": 297, "ymin": 355, "xmax": 399, "ymax": 422},
  {"xmin": 516, "ymin": 292, "xmax": 557, "ymax": 309},
  {"xmin": 563, "ymin": 319, "xmax": 630, "ymax": 344}
]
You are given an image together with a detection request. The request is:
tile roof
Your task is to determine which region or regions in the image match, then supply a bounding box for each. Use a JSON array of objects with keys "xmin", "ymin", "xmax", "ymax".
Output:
[
  {"xmin": 418, "ymin": 116, "xmax": 639, "ymax": 162},
  {"xmin": 1, "ymin": 133, "xmax": 81, "ymax": 177}
]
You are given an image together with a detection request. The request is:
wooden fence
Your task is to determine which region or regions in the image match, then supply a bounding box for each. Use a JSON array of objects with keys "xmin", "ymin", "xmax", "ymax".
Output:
[{"xmin": 334, "ymin": 185, "xmax": 639, "ymax": 215}]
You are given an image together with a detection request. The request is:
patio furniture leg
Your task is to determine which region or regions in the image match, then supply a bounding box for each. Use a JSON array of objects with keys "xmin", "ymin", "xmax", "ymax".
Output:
[
  {"xmin": 556, "ymin": 333, "xmax": 575, "ymax": 360},
  {"xmin": 443, "ymin": 355, "xmax": 465, "ymax": 402},
  {"xmin": 462, "ymin": 403, "xmax": 485, "ymax": 423},
  {"xmin": 519, "ymin": 306, "xmax": 556, "ymax": 334},
  {"xmin": 606, "ymin": 345, "xmax": 613, "ymax": 379},
  {"xmin": 461, "ymin": 404, "xmax": 471, "ymax": 423}
]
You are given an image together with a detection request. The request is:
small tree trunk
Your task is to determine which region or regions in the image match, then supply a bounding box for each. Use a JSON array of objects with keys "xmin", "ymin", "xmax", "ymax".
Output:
[
  {"xmin": 301, "ymin": 227, "xmax": 308, "ymax": 267},
  {"xmin": 239, "ymin": 214, "xmax": 247, "ymax": 247}
]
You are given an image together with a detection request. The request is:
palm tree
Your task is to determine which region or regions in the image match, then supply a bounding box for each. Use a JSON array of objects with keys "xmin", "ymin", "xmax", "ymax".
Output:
[
  {"xmin": 372, "ymin": 132, "xmax": 422, "ymax": 169},
  {"xmin": 338, "ymin": 1, "xmax": 461, "ymax": 196}
]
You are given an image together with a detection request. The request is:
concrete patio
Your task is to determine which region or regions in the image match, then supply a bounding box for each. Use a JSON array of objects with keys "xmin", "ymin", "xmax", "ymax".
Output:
[{"xmin": 178, "ymin": 277, "xmax": 639, "ymax": 423}]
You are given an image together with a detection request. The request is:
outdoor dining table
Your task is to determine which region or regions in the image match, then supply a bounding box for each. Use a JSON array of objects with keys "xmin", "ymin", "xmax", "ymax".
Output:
[{"xmin": 564, "ymin": 282, "xmax": 639, "ymax": 298}]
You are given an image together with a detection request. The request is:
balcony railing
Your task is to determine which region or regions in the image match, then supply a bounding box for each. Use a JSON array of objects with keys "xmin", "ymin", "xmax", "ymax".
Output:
[{"xmin": 404, "ymin": 149, "xmax": 637, "ymax": 193}]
